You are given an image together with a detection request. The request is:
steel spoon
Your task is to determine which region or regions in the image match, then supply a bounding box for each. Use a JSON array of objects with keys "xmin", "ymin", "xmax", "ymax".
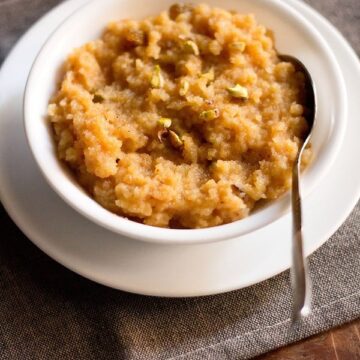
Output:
[{"xmin": 279, "ymin": 55, "xmax": 316, "ymax": 324}]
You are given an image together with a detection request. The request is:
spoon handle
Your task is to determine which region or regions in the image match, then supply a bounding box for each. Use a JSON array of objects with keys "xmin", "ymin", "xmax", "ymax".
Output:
[{"xmin": 291, "ymin": 153, "xmax": 311, "ymax": 324}]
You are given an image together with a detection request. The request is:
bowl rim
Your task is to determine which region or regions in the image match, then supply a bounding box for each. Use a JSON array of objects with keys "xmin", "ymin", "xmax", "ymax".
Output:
[{"xmin": 23, "ymin": 0, "xmax": 347, "ymax": 245}]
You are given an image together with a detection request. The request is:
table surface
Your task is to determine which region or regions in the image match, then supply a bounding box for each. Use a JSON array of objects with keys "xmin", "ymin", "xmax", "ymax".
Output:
[{"xmin": 257, "ymin": 319, "xmax": 360, "ymax": 359}]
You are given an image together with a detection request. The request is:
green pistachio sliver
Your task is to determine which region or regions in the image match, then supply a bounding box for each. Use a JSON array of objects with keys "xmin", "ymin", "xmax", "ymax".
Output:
[
  {"xmin": 168, "ymin": 130, "xmax": 183, "ymax": 149},
  {"xmin": 157, "ymin": 116, "xmax": 172, "ymax": 143},
  {"xmin": 179, "ymin": 80, "xmax": 190, "ymax": 96},
  {"xmin": 200, "ymin": 108, "xmax": 220, "ymax": 121},
  {"xmin": 226, "ymin": 84, "xmax": 248, "ymax": 99},
  {"xmin": 157, "ymin": 128, "xmax": 183, "ymax": 150},
  {"xmin": 229, "ymin": 42, "xmax": 246, "ymax": 52},
  {"xmin": 150, "ymin": 65, "xmax": 164, "ymax": 88},
  {"xmin": 158, "ymin": 117, "xmax": 172, "ymax": 128},
  {"xmin": 157, "ymin": 128, "xmax": 168, "ymax": 143},
  {"xmin": 183, "ymin": 40, "xmax": 200, "ymax": 56}
]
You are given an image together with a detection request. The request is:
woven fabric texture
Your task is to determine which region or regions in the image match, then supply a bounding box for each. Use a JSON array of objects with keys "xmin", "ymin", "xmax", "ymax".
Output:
[{"xmin": 0, "ymin": 0, "xmax": 359, "ymax": 359}]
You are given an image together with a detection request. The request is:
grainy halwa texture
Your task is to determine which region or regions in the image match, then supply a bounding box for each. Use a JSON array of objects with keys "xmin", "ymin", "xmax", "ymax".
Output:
[{"xmin": 48, "ymin": 3, "xmax": 310, "ymax": 228}]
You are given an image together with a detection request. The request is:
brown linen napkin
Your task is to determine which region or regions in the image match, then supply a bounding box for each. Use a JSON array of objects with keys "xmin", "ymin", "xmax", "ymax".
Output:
[{"xmin": 0, "ymin": 1, "xmax": 359, "ymax": 359}]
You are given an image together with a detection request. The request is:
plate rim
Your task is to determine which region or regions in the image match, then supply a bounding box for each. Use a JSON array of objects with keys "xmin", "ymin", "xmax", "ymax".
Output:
[{"xmin": 0, "ymin": 0, "xmax": 359, "ymax": 297}]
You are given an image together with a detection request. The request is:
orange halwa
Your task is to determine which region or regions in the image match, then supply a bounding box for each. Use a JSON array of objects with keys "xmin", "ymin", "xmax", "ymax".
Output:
[{"xmin": 48, "ymin": 4, "xmax": 310, "ymax": 228}]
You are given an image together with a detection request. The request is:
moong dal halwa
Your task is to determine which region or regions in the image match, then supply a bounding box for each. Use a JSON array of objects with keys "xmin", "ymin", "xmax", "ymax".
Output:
[{"xmin": 48, "ymin": 4, "xmax": 311, "ymax": 229}]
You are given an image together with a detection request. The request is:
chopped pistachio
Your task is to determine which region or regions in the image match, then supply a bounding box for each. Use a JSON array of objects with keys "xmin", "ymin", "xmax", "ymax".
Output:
[
  {"xmin": 179, "ymin": 80, "xmax": 190, "ymax": 96},
  {"xmin": 200, "ymin": 108, "xmax": 220, "ymax": 121},
  {"xmin": 150, "ymin": 64, "xmax": 164, "ymax": 88},
  {"xmin": 157, "ymin": 129, "xmax": 168, "ymax": 143},
  {"xmin": 158, "ymin": 117, "xmax": 172, "ymax": 128},
  {"xmin": 157, "ymin": 127, "xmax": 183, "ymax": 150},
  {"xmin": 93, "ymin": 94, "xmax": 104, "ymax": 103},
  {"xmin": 201, "ymin": 67, "xmax": 215, "ymax": 83},
  {"xmin": 183, "ymin": 40, "xmax": 200, "ymax": 56},
  {"xmin": 229, "ymin": 42, "xmax": 246, "ymax": 52},
  {"xmin": 168, "ymin": 130, "xmax": 183, "ymax": 149},
  {"xmin": 226, "ymin": 84, "xmax": 248, "ymax": 99}
]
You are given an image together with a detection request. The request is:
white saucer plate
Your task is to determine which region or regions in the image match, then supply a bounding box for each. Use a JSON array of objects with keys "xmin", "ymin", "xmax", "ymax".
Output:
[{"xmin": 0, "ymin": 0, "xmax": 359, "ymax": 297}]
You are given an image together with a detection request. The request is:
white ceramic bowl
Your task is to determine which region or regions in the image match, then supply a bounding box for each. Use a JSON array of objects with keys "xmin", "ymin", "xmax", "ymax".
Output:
[{"xmin": 24, "ymin": 0, "xmax": 347, "ymax": 245}]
